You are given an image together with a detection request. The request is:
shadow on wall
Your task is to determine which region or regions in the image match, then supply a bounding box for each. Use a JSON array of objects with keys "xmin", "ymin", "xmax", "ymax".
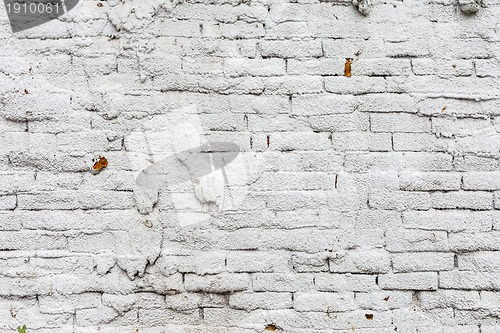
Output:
[{"xmin": 123, "ymin": 104, "xmax": 253, "ymax": 226}]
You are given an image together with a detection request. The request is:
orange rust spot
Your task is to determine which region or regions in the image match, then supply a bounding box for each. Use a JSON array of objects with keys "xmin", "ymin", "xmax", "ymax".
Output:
[
  {"xmin": 345, "ymin": 58, "xmax": 352, "ymax": 77},
  {"xmin": 92, "ymin": 156, "xmax": 108, "ymax": 173}
]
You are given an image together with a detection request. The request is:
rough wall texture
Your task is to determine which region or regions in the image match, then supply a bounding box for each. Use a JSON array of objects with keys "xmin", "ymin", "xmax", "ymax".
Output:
[{"xmin": 1, "ymin": 0, "xmax": 500, "ymax": 332}]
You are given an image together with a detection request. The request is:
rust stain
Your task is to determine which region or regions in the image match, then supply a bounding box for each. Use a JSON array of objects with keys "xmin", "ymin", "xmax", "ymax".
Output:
[
  {"xmin": 345, "ymin": 58, "xmax": 352, "ymax": 77},
  {"xmin": 441, "ymin": 106, "xmax": 446, "ymax": 113}
]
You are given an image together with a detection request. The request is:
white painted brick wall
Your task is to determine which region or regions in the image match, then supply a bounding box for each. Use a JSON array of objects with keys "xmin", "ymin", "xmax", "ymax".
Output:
[{"xmin": 0, "ymin": 0, "xmax": 499, "ymax": 332}]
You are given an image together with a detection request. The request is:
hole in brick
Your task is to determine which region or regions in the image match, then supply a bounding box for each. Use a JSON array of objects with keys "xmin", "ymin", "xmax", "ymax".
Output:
[
  {"xmin": 266, "ymin": 135, "xmax": 270, "ymax": 147},
  {"xmin": 365, "ymin": 313, "xmax": 374, "ymax": 320},
  {"xmin": 265, "ymin": 324, "xmax": 280, "ymax": 331},
  {"xmin": 199, "ymin": 308, "xmax": 204, "ymax": 320},
  {"xmin": 384, "ymin": 296, "xmax": 390, "ymax": 301}
]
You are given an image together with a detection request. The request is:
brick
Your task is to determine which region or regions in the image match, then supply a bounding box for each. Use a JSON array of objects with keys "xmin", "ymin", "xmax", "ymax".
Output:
[
  {"xmin": 358, "ymin": 94, "xmax": 417, "ymax": 113},
  {"xmin": 412, "ymin": 59, "xmax": 474, "ymax": 77},
  {"xmin": 403, "ymin": 210, "xmax": 493, "ymax": 232},
  {"xmin": 310, "ymin": 113, "xmax": 369, "ymax": 132},
  {"xmin": 352, "ymin": 59, "xmax": 412, "ymax": 76},
  {"xmin": 164, "ymin": 292, "xmax": 226, "ymax": 311},
  {"xmin": 68, "ymin": 231, "xmax": 130, "ymax": 254},
  {"xmin": 229, "ymin": 292, "xmax": 292, "ymax": 310},
  {"xmin": 431, "ymin": 191, "xmax": 493, "ymax": 210},
  {"xmin": 370, "ymin": 113, "xmax": 430, "ymax": 133},
  {"xmin": 252, "ymin": 273, "xmax": 314, "ymax": 292},
  {"xmin": 0, "ymin": 212, "xmax": 21, "ymax": 231},
  {"xmin": 331, "ymin": 132, "xmax": 392, "ymax": 152},
  {"xmin": 440, "ymin": 271, "xmax": 500, "ymax": 290},
  {"xmin": 292, "ymin": 94, "xmax": 356, "ymax": 115},
  {"xmin": 399, "ymin": 172, "xmax": 461, "ymax": 191},
  {"xmin": 287, "ymin": 58, "xmax": 344, "ymax": 75},
  {"xmin": 379, "ymin": 272, "xmax": 438, "ymax": 291},
  {"xmin": 432, "ymin": 118, "xmax": 493, "ymax": 138},
  {"xmin": 356, "ymin": 291, "xmax": 413, "ymax": 311},
  {"xmin": 0, "ymin": 231, "xmax": 67, "ymax": 251},
  {"xmin": 454, "ymin": 156, "xmax": 499, "ymax": 172},
  {"xmin": 219, "ymin": 22, "xmax": 266, "ymax": 39},
  {"xmin": 315, "ymin": 274, "xmax": 378, "ymax": 292},
  {"xmin": 475, "ymin": 59, "xmax": 500, "ymax": 78},
  {"xmin": 392, "ymin": 252, "xmax": 454, "ymax": 273},
  {"xmin": 39, "ymin": 293, "xmax": 102, "ymax": 314},
  {"xmin": 418, "ymin": 290, "xmax": 481, "ymax": 310},
  {"xmin": 161, "ymin": 252, "xmax": 226, "ymax": 275},
  {"xmin": 263, "ymin": 75, "xmax": 324, "ymax": 94},
  {"xmin": 291, "ymin": 252, "xmax": 329, "ymax": 272},
  {"xmin": 269, "ymin": 132, "xmax": 331, "ymax": 151},
  {"xmin": 184, "ymin": 273, "xmax": 250, "ymax": 293},
  {"xmin": 293, "ymin": 292, "xmax": 356, "ymax": 312},
  {"xmin": 224, "ymin": 58, "xmax": 285, "ymax": 77},
  {"xmin": 463, "ymin": 172, "xmax": 500, "ymax": 190},
  {"xmin": 260, "ymin": 40, "xmax": 323, "ymax": 58},
  {"xmin": 449, "ymin": 232, "xmax": 500, "ymax": 252},
  {"xmin": 226, "ymin": 251, "xmax": 286, "ymax": 273},
  {"xmin": 393, "ymin": 133, "xmax": 451, "ymax": 152},
  {"xmin": 182, "ymin": 57, "xmax": 223, "ymax": 76},
  {"xmin": 328, "ymin": 249, "xmax": 391, "ymax": 274},
  {"xmin": 386, "ymin": 228, "xmax": 449, "ymax": 252},
  {"xmin": 368, "ymin": 191, "xmax": 431, "ymax": 211},
  {"xmin": 0, "ymin": 196, "xmax": 16, "ymax": 210},
  {"xmin": 17, "ymin": 191, "xmax": 135, "ymax": 210},
  {"xmin": 324, "ymin": 76, "xmax": 387, "ymax": 95},
  {"xmin": 458, "ymin": 252, "xmax": 500, "ymax": 272}
]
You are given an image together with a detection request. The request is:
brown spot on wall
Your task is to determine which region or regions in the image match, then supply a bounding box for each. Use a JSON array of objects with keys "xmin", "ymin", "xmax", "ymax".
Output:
[
  {"xmin": 91, "ymin": 156, "xmax": 108, "ymax": 174},
  {"xmin": 345, "ymin": 58, "xmax": 352, "ymax": 77},
  {"xmin": 265, "ymin": 324, "xmax": 279, "ymax": 331},
  {"xmin": 365, "ymin": 313, "xmax": 374, "ymax": 320}
]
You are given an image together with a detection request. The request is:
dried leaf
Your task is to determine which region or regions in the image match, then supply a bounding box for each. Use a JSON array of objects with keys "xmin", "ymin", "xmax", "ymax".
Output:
[
  {"xmin": 345, "ymin": 58, "xmax": 352, "ymax": 77},
  {"xmin": 92, "ymin": 156, "xmax": 108, "ymax": 174}
]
